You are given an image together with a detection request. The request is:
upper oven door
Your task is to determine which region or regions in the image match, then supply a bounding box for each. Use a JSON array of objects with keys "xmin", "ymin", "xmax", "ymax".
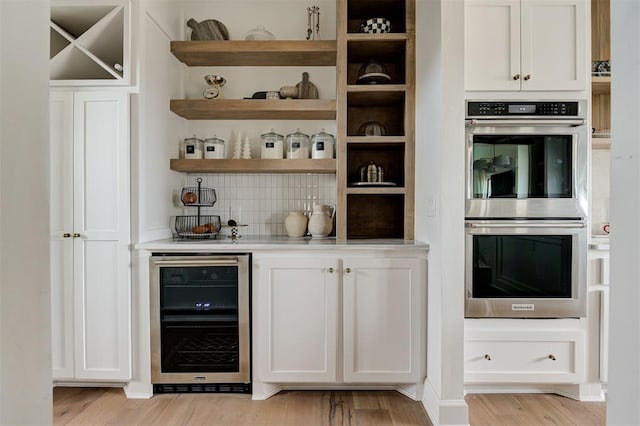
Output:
[{"xmin": 465, "ymin": 120, "xmax": 588, "ymax": 219}]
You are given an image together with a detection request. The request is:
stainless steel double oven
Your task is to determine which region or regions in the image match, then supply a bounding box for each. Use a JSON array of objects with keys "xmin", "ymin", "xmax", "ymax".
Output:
[{"xmin": 464, "ymin": 100, "xmax": 588, "ymax": 318}]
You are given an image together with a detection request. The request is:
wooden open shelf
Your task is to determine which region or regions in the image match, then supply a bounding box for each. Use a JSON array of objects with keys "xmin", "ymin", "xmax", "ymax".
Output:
[
  {"xmin": 170, "ymin": 159, "xmax": 337, "ymax": 173},
  {"xmin": 170, "ymin": 99, "xmax": 336, "ymax": 120},
  {"xmin": 170, "ymin": 40, "xmax": 337, "ymax": 66},
  {"xmin": 592, "ymin": 137, "xmax": 611, "ymax": 150},
  {"xmin": 592, "ymin": 76, "xmax": 610, "ymax": 95}
]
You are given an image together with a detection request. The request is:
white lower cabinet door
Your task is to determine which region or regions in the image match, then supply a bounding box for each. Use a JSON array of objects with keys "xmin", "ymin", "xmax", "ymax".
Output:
[
  {"xmin": 258, "ymin": 257, "xmax": 340, "ymax": 383},
  {"xmin": 50, "ymin": 91, "xmax": 131, "ymax": 381},
  {"xmin": 342, "ymin": 258, "xmax": 423, "ymax": 383}
]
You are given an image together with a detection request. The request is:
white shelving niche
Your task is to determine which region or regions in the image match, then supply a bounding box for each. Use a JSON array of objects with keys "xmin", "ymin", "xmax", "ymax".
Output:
[{"xmin": 50, "ymin": 3, "xmax": 128, "ymax": 85}]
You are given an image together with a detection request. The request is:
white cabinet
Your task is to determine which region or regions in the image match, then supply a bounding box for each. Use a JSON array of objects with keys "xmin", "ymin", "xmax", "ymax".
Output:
[
  {"xmin": 343, "ymin": 258, "xmax": 423, "ymax": 383},
  {"xmin": 50, "ymin": 1, "xmax": 130, "ymax": 85},
  {"xmin": 50, "ymin": 91, "xmax": 131, "ymax": 381},
  {"xmin": 257, "ymin": 258, "xmax": 340, "ymax": 383},
  {"xmin": 465, "ymin": 0, "xmax": 587, "ymax": 91},
  {"xmin": 465, "ymin": 319, "xmax": 585, "ymax": 383},
  {"xmin": 256, "ymin": 255, "xmax": 425, "ymax": 385},
  {"xmin": 588, "ymin": 246, "xmax": 610, "ymax": 383}
]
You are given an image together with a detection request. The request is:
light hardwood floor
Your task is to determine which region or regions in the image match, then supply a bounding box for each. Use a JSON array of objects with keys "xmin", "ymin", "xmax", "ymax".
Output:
[{"xmin": 53, "ymin": 387, "xmax": 606, "ymax": 426}]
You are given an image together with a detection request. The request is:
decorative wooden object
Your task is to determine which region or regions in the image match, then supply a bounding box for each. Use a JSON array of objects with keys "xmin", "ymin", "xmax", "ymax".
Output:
[
  {"xmin": 186, "ymin": 18, "xmax": 229, "ymax": 40},
  {"xmin": 296, "ymin": 72, "xmax": 319, "ymax": 99}
]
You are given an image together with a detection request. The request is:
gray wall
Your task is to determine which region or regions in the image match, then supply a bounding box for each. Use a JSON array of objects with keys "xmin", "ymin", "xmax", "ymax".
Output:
[{"xmin": 0, "ymin": 0, "xmax": 52, "ymax": 424}]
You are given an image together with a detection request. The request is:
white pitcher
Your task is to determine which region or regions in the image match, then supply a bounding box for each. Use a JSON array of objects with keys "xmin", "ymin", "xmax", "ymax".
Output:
[{"xmin": 308, "ymin": 204, "xmax": 335, "ymax": 238}]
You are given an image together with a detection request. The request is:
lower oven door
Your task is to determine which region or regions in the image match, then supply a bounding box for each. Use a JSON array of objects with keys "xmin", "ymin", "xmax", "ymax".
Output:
[
  {"xmin": 465, "ymin": 220, "xmax": 587, "ymax": 318},
  {"xmin": 149, "ymin": 255, "xmax": 251, "ymax": 384}
]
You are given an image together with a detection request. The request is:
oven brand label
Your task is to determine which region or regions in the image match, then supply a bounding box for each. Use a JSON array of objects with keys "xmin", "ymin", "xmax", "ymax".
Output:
[{"xmin": 512, "ymin": 303, "xmax": 535, "ymax": 311}]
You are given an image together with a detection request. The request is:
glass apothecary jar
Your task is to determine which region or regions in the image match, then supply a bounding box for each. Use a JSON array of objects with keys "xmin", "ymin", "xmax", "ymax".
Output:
[
  {"xmin": 260, "ymin": 129, "xmax": 284, "ymax": 159},
  {"xmin": 203, "ymin": 136, "xmax": 225, "ymax": 159},
  {"xmin": 182, "ymin": 136, "xmax": 203, "ymax": 159},
  {"xmin": 311, "ymin": 129, "xmax": 335, "ymax": 159},
  {"xmin": 285, "ymin": 129, "xmax": 310, "ymax": 159}
]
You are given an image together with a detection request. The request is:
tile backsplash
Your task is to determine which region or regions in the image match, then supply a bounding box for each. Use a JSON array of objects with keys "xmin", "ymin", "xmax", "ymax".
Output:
[{"xmin": 180, "ymin": 173, "xmax": 336, "ymax": 237}]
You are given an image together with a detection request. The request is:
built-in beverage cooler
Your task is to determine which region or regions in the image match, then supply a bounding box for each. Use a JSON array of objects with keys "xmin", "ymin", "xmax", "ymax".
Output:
[{"xmin": 150, "ymin": 254, "xmax": 251, "ymax": 393}]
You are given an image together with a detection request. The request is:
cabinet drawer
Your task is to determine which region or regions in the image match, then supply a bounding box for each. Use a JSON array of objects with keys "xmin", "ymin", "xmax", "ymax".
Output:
[{"xmin": 465, "ymin": 331, "xmax": 585, "ymax": 384}]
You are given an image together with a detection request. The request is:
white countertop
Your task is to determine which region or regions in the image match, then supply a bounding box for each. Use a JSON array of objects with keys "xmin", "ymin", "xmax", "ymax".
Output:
[
  {"xmin": 590, "ymin": 235, "xmax": 610, "ymax": 250},
  {"xmin": 136, "ymin": 236, "xmax": 429, "ymax": 252}
]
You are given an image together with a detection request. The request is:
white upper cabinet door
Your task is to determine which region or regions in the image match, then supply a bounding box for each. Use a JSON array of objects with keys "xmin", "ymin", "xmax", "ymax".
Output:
[
  {"xmin": 465, "ymin": 0, "xmax": 587, "ymax": 91},
  {"xmin": 521, "ymin": 0, "xmax": 587, "ymax": 91},
  {"xmin": 465, "ymin": 0, "xmax": 522, "ymax": 91},
  {"xmin": 256, "ymin": 257, "xmax": 340, "ymax": 383},
  {"xmin": 72, "ymin": 91, "xmax": 131, "ymax": 381},
  {"xmin": 342, "ymin": 257, "xmax": 425, "ymax": 383},
  {"xmin": 50, "ymin": 92, "xmax": 76, "ymax": 380}
]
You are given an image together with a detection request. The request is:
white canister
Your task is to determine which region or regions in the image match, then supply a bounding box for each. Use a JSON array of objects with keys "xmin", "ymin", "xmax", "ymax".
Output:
[
  {"xmin": 203, "ymin": 136, "xmax": 225, "ymax": 159},
  {"xmin": 285, "ymin": 129, "xmax": 310, "ymax": 159},
  {"xmin": 311, "ymin": 129, "xmax": 335, "ymax": 159},
  {"xmin": 260, "ymin": 129, "xmax": 284, "ymax": 159},
  {"xmin": 183, "ymin": 136, "xmax": 203, "ymax": 159}
]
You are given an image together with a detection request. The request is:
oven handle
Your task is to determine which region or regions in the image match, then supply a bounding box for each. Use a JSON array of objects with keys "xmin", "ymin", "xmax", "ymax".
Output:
[
  {"xmin": 466, "ymin": 221, "xmax": 586, "ymax": 229},
  {"xmin": 465, "ymin": 119, "xmax": 585, "ymax": 127},
  {"xmin": 153, "ymin": 259, "xmax": 239, "ymax": 266}
]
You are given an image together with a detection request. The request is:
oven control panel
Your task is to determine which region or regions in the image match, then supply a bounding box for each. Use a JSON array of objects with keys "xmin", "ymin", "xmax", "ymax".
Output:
[{"xmin": 467, "ymin": 101, "xmax": 580, "ymax": 117}]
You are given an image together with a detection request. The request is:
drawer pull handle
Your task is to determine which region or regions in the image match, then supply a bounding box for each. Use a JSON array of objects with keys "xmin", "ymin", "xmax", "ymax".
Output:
[
  {"xmin": 548, "ymin": 354, "xmax": 557, "ymax": 361},
  {"xmin": 328, "ymin": 267, "xmax": 335, "ymax": 273},
  {"xmin": 513, "ymin": 74, "xmax": 521, "ymax": 80},
  {"xmin": 73, "ymin": 233, "xmax": 81, "ymax": 238},
  {"xmin": 524, "ymin": 74, "xmax": 531, "ymax": 80},
  {"xmin": 63, "ymin": 233, "xmax": 71, "ymax": 238},
  {"xmin": 345, "ymin": 268, "xmax": 351, "ymax": 274},
  {"xmin": 484, "ymin": 354, "xmax": 491, "ymax": 361}
]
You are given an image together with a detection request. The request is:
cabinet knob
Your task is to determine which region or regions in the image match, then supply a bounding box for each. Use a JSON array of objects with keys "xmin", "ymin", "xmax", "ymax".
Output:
[
  {"xmin": 548, "ymin": 354, "xmax": 557, "ymax": 361},
  {"xmin": 328, "ymin": 267, "xmax": 335, "ymax": 273},
  {"xmin": 513, "ymin": 74, "xmax": 521, "ymax": 80},
  {"xmin": 484, "ymin": 354, "xmax": 491, "ymax": 360},
  {"xmin": 524, "ymin": 74, "xmax": 531, "ymax": 81},
  {"xmin": 63, "ymin": 233, "xmax": 71, "ymax": 238},
  {"xmin": 73, "ymin": 233, "xmax": 81, "ymax": 238},
  {"xmin": 345, "ymin": 268, "xmax": 351, "ymax": 274}
]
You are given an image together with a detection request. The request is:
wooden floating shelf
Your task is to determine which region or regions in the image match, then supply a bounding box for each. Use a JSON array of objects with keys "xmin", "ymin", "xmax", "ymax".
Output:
[
  {"xmin": 592, "ymin": 76, "xmax": 611, "ymax": 95},
  {"xmin": 345, "ymin": 136, "xmax": 407, "ymax": 144},
  {"xmin": 346, "ymin": 33, "xmax": 408, "ymax": 41},
  {"xmin": 170, "ymin": 159, "xmax": 337, "ymax": 173},
  {"xmin": 170, "ymin": 40, "xmax": 337, "ymax": 66},
  {"xmin": 346, "ymin": 187, "xmax": 406, "ymax": 195},
  {"xmin": 170, "ymin": 99, "xmax": 337, "ymax": 120},
  {"xmin": 592, "ymin": 137, "xmax": 611, "ymax": 150}
]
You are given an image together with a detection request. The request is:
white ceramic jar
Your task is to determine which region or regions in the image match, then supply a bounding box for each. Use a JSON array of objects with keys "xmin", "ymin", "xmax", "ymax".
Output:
[{"xmin": 284, "ymin": 211, "xmax": 308, "ymax": 238}]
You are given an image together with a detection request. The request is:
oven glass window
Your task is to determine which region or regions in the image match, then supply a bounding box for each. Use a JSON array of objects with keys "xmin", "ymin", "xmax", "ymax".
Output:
[
  {"xmin": 472, "ymin": 135, "xmax": 572, "ymax": 199},
  {"xmin": 472, "ymin": 235, "xmax": 572, "ymax": 298}
]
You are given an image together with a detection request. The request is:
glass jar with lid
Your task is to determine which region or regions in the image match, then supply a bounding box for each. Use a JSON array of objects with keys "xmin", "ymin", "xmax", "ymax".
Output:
[
  {"xmin": 182, "ymin": 136, "xmax": 203, "ymax": 159},
  {"xmin": 310, "ymin": 129, "xmax": 335, "ymax": 159},
  {"xmin": 203, "ymin": 135, "xmax": 225, "ymax": 159},
  {"xmin": 260, "ymin": 129, "xmax": 284, "ymax": 159},
  {"xmin": 285, "ymin": 129, "xmax": 310, "ymax": 159}
]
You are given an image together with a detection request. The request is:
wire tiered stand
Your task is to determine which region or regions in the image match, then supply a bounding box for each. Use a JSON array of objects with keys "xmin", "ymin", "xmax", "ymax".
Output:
[{"xmin": 174, "ymin": 178, "xmax": 221, "ymax": 239}]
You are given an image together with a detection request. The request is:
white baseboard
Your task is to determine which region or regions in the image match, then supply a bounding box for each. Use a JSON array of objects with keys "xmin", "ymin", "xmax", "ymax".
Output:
[
  {"xmin": 464, "ymin": 383, "xmax": 606, "ymax": 402},
  {"xmin": 124, "ymin": 382, "xmax": 153, "ymax": 399},
  {"xmin": 422, "ymin": 379, "xmax": 469, "ymax": 426}
]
